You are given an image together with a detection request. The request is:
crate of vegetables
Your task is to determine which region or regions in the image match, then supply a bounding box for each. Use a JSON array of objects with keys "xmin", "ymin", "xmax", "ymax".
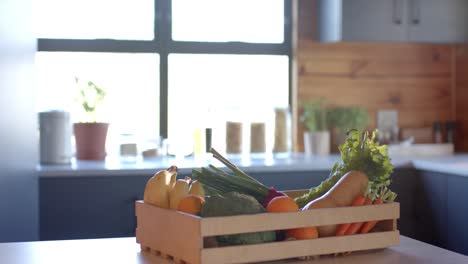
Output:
[{"xmin": 136, "ymin": 130, "xmax": 400, "ymax": 264}]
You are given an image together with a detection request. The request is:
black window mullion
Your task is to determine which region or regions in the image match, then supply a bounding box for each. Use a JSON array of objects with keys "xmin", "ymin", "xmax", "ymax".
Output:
[
  {"xmin": 284, "ymin": 0, "xmax": 293, "ymax": 108},
  {"xmin": 157, "ymin": 0, "xmax": 171, "ymax": 139},
  {"xmin": 37, "ymin": 39, "xmax": 159, "ymax": 53},
  {"xmin": 168, "ymin": 41, "xmax": 288, "ymax": 55}
]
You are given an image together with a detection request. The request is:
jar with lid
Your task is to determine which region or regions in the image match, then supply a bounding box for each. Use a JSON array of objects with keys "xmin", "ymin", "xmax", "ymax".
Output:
[
  {"xmin": 250, "ymin": 119, "xmax": 267, "ymax": 153},
  {"xmin": 225, "ymin": 108, "xmax": 244, "ymax": 154},
  {"xmin": 119, "ymin": 133, "xmax": 138, "ymax": 162},
  {"xmin": 39, "ymin": 110, "xmax": 72, "ymax": 164},
  {"xmin": 273, "ymin": 107, "xmax": 292, "ymax": 154}
]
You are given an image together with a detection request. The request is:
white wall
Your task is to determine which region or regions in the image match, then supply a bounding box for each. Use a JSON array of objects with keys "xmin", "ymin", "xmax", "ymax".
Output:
[{"xmin": 0, "ymin": 0, "xmax": 39, "ymax": 241}]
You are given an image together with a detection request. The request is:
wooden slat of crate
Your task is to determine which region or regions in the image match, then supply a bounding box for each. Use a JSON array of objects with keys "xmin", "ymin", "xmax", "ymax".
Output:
[
  {"xmin": 201, "ymin": 203, "xmax": 400, "ymax": 237},
  {"xmin": 201, "ymin": 230, "xmax": 399, "ymax": 264},
  {"xmin": 135, "ymin": 201, "xmax": 202, "ymax": 264}
]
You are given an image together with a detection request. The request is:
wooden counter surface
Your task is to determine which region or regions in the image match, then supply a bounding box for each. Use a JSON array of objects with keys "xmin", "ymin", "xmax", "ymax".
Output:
[{"xmin": 0, "ymin": 236, "xmax": 467, "ymax": 264}]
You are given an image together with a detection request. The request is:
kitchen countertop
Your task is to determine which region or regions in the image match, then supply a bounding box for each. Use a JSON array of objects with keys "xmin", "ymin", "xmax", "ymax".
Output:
[
  {"xmin": 37, "ymin": 153, "xmax": 343, "ymax": 177},
  {"xmin": 37, "ymin": 153, "xmax": 468, "ymax": 178},
  {"xmin": 1, "ymin": 236, "xmax": 467, "ymax": 264}
]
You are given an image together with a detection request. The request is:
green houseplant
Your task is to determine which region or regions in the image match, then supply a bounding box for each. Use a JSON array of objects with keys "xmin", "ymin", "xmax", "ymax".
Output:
[
  {"xmin": 300, "ymin": 99, "xmax": 330, "ymax": 155},
  {"xmin": 328, "ymin": 106, "xmax": 370, "ymax": 151},
  {"xmin": 73, "ymin": 77, "xmax": 109, "ymax": 160},
  {"xmin": 300, "ymin": 100, "xmax": 328, "ymax": 132}
]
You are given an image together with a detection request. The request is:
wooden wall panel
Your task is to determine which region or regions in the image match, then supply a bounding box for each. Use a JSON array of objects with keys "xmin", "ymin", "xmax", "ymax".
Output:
[
  {"xmin": 455, "ymin": 46, "xmax": 468, "ymax": 151},
  {"xmin": 295, "ymin": 1, "xmax": 455, "ymax": 152}
]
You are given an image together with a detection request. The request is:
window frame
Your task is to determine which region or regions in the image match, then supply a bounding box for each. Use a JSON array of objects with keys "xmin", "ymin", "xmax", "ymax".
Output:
[{"xmin": 37, "ymin": 0, "xmax": 293, "ymax": 139}]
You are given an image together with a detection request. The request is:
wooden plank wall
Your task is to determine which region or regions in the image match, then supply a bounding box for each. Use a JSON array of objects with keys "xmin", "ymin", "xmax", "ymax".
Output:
[
  {"xmin": 455, "ymin": 46, "xmax": 468, "ymax": 151},
  {"xmin": 295, "ymin": 0, "xmax": 455, "ymax": 151}
]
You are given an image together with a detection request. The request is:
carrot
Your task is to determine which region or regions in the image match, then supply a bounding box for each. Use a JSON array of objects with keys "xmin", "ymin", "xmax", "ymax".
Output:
[
  {"xmin": 359, "ymin": 199, "xmax": 383, "ymax": 234},
  {"xmin": 359, "ymin": 187, "xmax": 397, "ymax": 234},
  {"xmin": 343, "ymin": 197, "xmax": 372, "ymax": 255},
  {"xmin": 335, "ymin": 194, "xmax": 366, "ymax": 236},
  {"xmin": 344, "ymin": 197, "xmax": 373, "ymax": 235}
]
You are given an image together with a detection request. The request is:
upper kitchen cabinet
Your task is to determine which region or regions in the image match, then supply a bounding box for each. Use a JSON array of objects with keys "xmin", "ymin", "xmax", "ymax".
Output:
[
  {"xmin": 406, "ymin": 0, "xmax": 468, "ymax": 43},
  {"xmin": 316, "ymin": 0, "xmax": 468, "ymax": 43},
  {"xmin": 341, "ymin": 0, "xmax": 408, "ymax": 41}
]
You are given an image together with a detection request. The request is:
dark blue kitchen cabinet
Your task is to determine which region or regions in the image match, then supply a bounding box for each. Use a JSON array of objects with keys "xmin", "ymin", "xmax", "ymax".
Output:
[
  {"xmin": 39, "ymin": 167, "xmax": 468, "ymax": 256},
  {"xmin": 413, "ymin": 170, "xmax": 468, "ymax": 256},
  {"xmin": 389, "ymin": 168, "xmax": 418, "ymax": 239},
  {"xmin": 40, "ymin": 176, "xmax": 150, "ymax": 240},
  {"xmin": 447, "ymin": 175, "xmax": 468, "ymax": 254},
  {"xmin": 413, "ymin": 170, "xmax": 448, "ymax": 248},
  {"xmin": 248, "ymin": 170, "xmax": 329, "ymax": 191},
  {"xmin": 39, "ymin": 170, "xmax": 330, "ymax": 240}
]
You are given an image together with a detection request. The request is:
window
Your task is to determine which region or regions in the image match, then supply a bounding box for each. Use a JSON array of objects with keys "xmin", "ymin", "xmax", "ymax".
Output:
[
  {"xmin": 172, "ymin": 0, "xmax": 284, "ymax": 43},
  {"xmin": 34, "ymin": 0, "xmax": 155, "ymax": 40},
  {"xmin": 35, "ymin": 0, "xmax": 291, "ymax": 157},
  {"xmin": 35, "ymin": 52, "xmax": 160, "ymax": 155}
]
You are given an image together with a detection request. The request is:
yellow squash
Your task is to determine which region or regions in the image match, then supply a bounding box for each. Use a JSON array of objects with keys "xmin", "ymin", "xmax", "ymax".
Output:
[
  {"xmin": 188, "ymin": 180, "xmax": 205, "ymax": 198},
  {"xmin": 169, "ymin": 179, "xmax": 190, "ymax": 209}
]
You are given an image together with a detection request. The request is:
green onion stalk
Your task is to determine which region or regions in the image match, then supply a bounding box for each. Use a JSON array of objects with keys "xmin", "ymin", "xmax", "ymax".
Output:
[{"xmin": 192, "ymin": 148, "xmax": 286, "ymax": 207}]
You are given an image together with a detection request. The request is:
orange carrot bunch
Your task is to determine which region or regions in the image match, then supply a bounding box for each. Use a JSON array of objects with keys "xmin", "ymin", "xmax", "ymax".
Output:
[
  {"xmin": 359, "ymin": 186, "xmax": 397, "ymax": 234},
  {"xmin": 335, "ymin": 184, "xmax": 376, "ymax": 237},
  {"xmin": 335, "ymin": 185, "xmax": 397, "ymax": 256}
]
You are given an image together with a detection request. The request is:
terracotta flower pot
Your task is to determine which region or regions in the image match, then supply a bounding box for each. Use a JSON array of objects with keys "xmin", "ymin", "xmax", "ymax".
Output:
[{"xmin": 73, "ymin": 122, "xmax": 109, "ymax": 160}]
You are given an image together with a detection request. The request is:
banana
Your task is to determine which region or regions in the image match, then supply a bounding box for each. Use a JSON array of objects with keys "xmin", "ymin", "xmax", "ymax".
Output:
[
  {"xmin": 169, "ymin": 172, "xmax": 177, "ymax": 189},
  {"xmin": 144, "ymin": 166, "xmax": 178, "ymax": 208}
]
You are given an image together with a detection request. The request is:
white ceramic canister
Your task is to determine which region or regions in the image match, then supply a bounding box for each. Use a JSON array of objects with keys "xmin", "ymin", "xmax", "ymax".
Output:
[{"xmin": 39, "ymin": 110, "xmax": 72, "ymax": 164}]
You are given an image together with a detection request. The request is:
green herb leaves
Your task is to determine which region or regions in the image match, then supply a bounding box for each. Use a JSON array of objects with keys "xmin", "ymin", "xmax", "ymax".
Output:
[
  {"xmin": 338, "ymin": 129, "xmax": 393, "ymax": 190},
  {"xmin": 295, "ymin": 129, "xmax": 394, "ymax": 208}
]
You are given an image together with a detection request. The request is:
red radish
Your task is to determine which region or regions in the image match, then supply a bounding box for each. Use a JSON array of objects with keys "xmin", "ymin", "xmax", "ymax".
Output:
[{"xmin": 262, "ymin": 187, "xmax": 287, "ymax": 208}]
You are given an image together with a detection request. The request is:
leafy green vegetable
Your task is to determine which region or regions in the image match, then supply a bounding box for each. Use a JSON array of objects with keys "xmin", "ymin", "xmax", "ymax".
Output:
[
  {"xmin": 295, "ymin": 129, "xmax": 394, "ymax": 208},
  {"xmin": 201, "ymin": 192, "xmax": 276, "ymax": 245}
]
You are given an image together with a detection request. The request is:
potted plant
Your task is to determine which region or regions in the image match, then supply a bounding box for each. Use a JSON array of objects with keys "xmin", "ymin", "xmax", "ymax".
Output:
[
  {"xmin": 300, "ymin": 99, "xmax": 330, "ymax": 156},
  {"xmin": 73, "ymin": 77, "xmax": 109, "ymax": 160},
  {"xmin": 328, "ymin": 106, "xmax": 370, "ymax": 151}
]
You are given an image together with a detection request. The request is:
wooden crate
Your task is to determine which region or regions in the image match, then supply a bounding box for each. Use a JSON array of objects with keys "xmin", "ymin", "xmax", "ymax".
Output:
[{"xmin": 135, "ymin": 191, "xmax": 400, "ymax": 264}]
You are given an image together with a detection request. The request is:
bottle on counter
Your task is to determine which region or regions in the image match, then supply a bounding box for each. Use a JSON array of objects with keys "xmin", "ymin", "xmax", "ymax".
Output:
[
  {"xmin": 205, "ymin": 127, "xmax": 212, "ymax": 152},
  {"xmin": 432, "ymin": 121, "xmax": 443, "ymax": 144},
  {"xmin": 445, "ymin": 121, "xmax": 456, "ymax": 144}
]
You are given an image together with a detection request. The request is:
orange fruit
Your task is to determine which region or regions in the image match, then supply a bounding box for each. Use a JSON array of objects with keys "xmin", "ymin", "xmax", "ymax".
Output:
[
  {"xmin": 286, "ymin": 227, "xmax": 319, "ymax": 240},
  {"xmin": 177, "ymin": 195, "xmax": 205, "ymax": 215},
  {"xmin": 266, "ymin": 196, "xmax": 299, "ymax": 213}
]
